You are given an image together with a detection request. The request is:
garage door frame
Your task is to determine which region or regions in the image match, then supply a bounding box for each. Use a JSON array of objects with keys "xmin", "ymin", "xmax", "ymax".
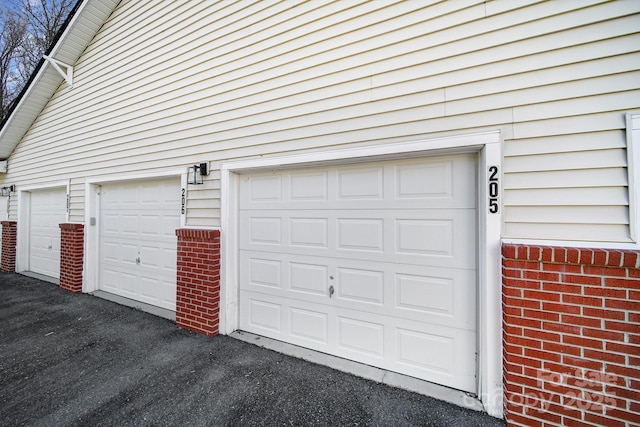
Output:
[
  {"xmin": 83, "ymin": 170, "xmax": 187, "ymax": 295},
  {"xmin": 16, "ymin": 181, "xmax": 69, "ymax": 277},
  {"xmin": 220, "ymin": 131, "xmax": 503, "ymax": 417}
]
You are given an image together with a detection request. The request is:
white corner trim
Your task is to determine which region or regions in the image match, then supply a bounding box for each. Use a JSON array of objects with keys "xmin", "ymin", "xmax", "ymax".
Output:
[
  {"xmin": 220, "ymin": 130, "xmax": 504, "ymax": 418},
  {"xmin": 626, "ymin": 112, "xmax": 640, "ymax": 244}
]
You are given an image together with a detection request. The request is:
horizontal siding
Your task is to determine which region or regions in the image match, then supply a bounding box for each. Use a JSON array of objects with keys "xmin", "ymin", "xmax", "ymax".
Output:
[
  {"xmin": 504, "ymin": 168, "xmax": 628, "ymax": 190},
  {"xmin": 3, "ymin": 0, "xmax": 640, "ymax": 239},
  {"xmin": 68, "ymin": 182, "xmax": 84, "ymax": 223}
]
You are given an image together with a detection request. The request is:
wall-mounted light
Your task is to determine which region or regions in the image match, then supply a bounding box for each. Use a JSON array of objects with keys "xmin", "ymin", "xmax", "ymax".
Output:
[
  {"xmin": 188, "ymin": 163, "xmax": 209, "ymax": 185},
  {"xmin": 0, "ymin": 185, "xmax": 15, "ymax": 197}
]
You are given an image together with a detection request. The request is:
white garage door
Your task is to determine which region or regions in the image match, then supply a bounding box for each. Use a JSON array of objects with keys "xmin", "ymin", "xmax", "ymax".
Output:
[
  {"xmin": 99, "ymin": 178, "xmax": 180, "ymax": 311},
  {"xmin": 239, "ymin": 154, "xmax": 478, "ymax": 392},
  {"xmin": 29, "ymin": 188, "xmax": 67, "ymax": 279}
]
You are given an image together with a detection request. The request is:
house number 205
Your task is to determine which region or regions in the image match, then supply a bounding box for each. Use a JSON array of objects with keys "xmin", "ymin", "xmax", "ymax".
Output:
[{"xmin": 488, "ymin": 166, "xmax": 499, "ymax": 214}]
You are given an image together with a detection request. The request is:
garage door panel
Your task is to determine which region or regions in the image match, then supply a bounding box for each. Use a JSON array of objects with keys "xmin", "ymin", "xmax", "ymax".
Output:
[
  {"xmin": 290, "ymin": 172, "xmax": 328, "ymax": 201},
  {"xmin": 337, "ymin": 166, "xmax": 384, "ymax": 200},
  {"xmin": 337, "ymin": 218, "xmax": 383, "ymax": 252},
  {"xmin": 240, "ymin": 288, "xmax": 476, "ymax": 391},
  {"xmin": 336, "ymin": 267, "xmax": 384, "ymax": 305},
  {"xmin": 247, "ymin": 257, "xmax": 282, "ymax": 289},
  {"xmin": 99, "ymin": 178, "xmax": 179, "ymax": 311},
  {"xmin": 246, "ymin": 297, "xmax": 282, "ymax": 333},
  {"xmin": 337, "ymin": 316, "xmax": 385, "ymax": 359},
  {"xmin": 395, "ymin": 269, "xmax": 477, "ymax": 328},
  {"xmin": 140, "ymin": 215, "xmax": 163, "ymax": 236},
  {"xmin": 290, "ymin": 262, "xmax": 328, "ymax": 296},
  {"xmin": 239, "ymin": 154, "xmax": 477, "ymax": 392},
  {"xmin": 240, "ymin": 291, "xmax": 334, "ymax": 350},
  {"xmin": 101, "ymin": 242, "xmax": 137, "ymax": 265},
  {"xmin": 290, "ymin": 307, "xmax": 329, "ymax": 344},
  {"xmin": 240, "ymin": 209, "xmax": 475, "ymax": 269},
  {"xmin": 161, "ymin": 214, "xmax": 181, "ymax": 237},
  {"xmin": 248, "ymin": 217, "xmax": 282, "ymax": 245},
  {"xmin": 241, "ymin": 252, "xmax": 474, "ymax": 329},
  {"xmin": 240, "ymin": 156, "xmax": 475, "ymax": 211},
  {"xmin": 290, "ymin": 218, "xmax": 328, "ymax": 248},
  {"xmin": 139, "ymin": 245, "xmax": 176, "ymax": 269},
  {"xmin": 100, "ymin": 268, "xmax": 120, "ymax": 292},
  {"xmin": 241, "ymin": 251, "xmax": 327, "ymax": 303},
  {"xmin": 120, "ymin": 214, "xmax": 138, "ymax": 234},
  {"xmin": 393, "ymin": 323, "xmax": 476, "ymax": 392}
]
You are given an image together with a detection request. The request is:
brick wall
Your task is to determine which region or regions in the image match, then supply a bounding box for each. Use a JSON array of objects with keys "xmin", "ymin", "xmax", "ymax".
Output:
[
  {"xmin": 59, "ymin": 223, "xmax": 84, "ymax": 293},
  {"xmin": 502, "ymin": 244, "xmax": 640, "ymax": 427},
  {"xmin": 175, "ymin": 228, "xmax": 221, "ymax": 336},
  {"xmin": 1, "ymin": 221, "xmax": 17, "ymax": 273}
]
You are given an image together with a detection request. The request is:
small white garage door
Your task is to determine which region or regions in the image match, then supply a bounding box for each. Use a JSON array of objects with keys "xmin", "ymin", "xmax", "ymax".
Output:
[
  {"xmin": 239, "ymin": 154, "xmax": 478, "ymax": 392},
  {"xmin": 99, "ymin": 178, "xmax": 180, "ymax": 311},
  {"xmin": 29, "ymin": 188, "xmax": 67, "ymax": 279}
]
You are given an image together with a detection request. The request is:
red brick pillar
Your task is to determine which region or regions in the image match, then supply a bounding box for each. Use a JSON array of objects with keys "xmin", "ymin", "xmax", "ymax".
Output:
[
  {"xmin": 175, "ymin": 228, "xmax": 220, "ymax": 336},
  {"xmin": 59, "ymin": 223, "xmax": 84, "ymax": 293},
  {"xmin": 1, "ymin": 221, "xmax": 17, "ymax": 273},
  {"xmin": 502, "ymin": 244, "xmax": 640, "ymax": 427}
]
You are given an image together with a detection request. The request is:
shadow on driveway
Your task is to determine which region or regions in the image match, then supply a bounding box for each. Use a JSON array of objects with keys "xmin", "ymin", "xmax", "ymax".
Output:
[{"xmin": 0, "ymin": 273, "xmax": 505, "ymax": 426}]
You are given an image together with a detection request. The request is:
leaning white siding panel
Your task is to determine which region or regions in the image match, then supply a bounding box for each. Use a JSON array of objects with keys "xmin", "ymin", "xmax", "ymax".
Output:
[{"xmin": 2, "ymin": 0, "xmax": 640, "ymax": 240}]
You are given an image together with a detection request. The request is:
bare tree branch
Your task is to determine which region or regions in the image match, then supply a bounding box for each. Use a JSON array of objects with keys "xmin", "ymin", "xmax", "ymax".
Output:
[
  {"xmin": 0, "ymin": 0, "xmax": 76, "ymax": 122},
  {"xmin": 0, "ymin": 7, "xmax": 27, "ymax": 121}
]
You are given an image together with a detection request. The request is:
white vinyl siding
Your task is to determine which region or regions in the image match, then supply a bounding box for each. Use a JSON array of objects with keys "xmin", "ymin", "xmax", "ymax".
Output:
[{"xmin": 3, "ymin": 0, "xmax": 640, "ymax": 241}]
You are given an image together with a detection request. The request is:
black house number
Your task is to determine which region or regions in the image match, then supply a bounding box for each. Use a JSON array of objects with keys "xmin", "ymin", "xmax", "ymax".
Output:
[
  {"xmin": 488, "ymin": 166, "xmax": 499, "ymax": 214},
  {"xmin": 181, "ymin": 188, "xmax": 186, "ymax": 214}
]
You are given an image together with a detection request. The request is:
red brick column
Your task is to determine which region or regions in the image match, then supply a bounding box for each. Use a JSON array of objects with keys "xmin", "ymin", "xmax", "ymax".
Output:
[
  {"xmin": 502, "ymin": 244, "xmax": 640, "ymax": 427},
  {"xmin": 59, "ymin": 223, "xmax": 84, "ymax": 293},
  {"xmin": 175, "ymin": 228, "xmax": 220, "ymax": 336},
  {"xmin": 1, "ymin": 221, "xmax": 17, "ymax": 273}
]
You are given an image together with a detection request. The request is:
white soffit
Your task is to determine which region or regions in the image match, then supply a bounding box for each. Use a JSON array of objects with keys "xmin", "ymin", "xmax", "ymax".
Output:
[{"xmin": 0, "ymin": 0, "xmax": 120, "ymax": 160}]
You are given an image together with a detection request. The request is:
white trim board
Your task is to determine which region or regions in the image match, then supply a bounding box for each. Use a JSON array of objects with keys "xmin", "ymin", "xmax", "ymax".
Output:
[
  {"xmin": 220, "ymin": 131, "xmax": 504, "ymax": 418},
  {"xmin": 626, "ymin": 112, "xmax": 640, "ymax": 245}
]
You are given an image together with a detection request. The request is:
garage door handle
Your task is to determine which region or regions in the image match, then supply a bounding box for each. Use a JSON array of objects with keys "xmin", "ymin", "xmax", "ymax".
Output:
[
  {"xmin": 329, "ymin": 285, "xmax": 334, "ymax": 298},
  {"xmin": 136, "ymin": 257, "xmax": 140, "ymax": 265}
]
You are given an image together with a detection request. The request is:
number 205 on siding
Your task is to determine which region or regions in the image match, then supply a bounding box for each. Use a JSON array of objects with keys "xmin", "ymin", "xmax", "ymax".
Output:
[{"xmin": 488, "ymin": 166, "xmax": 500, "ymax": 214}]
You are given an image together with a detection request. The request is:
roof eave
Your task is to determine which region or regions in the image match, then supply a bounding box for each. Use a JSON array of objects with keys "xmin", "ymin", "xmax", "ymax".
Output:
[{"xmin": 0, "ymin": 0, "xmax": 120, "ymax": 160}]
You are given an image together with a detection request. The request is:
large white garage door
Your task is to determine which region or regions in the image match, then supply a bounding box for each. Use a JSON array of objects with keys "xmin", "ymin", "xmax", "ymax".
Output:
[
  {"xmin": 29, "ymin": 188, "xmax": 67, "ymax": 279},
  {"xmin": 99, "ymin": 178, "xmax": 180, "ymax": 311},
  {"xmin": 239, "ymin": 154, "xmax": 478, "ymax": 392}
]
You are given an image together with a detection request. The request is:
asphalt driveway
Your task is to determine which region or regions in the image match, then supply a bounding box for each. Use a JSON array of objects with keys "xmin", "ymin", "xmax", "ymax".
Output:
[{"xmin": 0, "ymin": 273, "xmax": 504, "ymax": 426}]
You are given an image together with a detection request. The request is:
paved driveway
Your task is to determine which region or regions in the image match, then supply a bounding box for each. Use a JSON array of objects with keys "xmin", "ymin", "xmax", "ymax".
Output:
[{"xmin": 0, "ymin": 273, "xmax": 504, "ymax": 426}]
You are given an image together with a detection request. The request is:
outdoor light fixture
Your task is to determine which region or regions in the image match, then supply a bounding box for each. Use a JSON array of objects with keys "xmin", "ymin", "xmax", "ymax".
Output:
[
  {"xmin": 188, "ymin": 163, "xmax": 208, "ymax": 185},
  {"xmin": 0, "ymin": 185, "xmax": 15, "ymax": 197}
]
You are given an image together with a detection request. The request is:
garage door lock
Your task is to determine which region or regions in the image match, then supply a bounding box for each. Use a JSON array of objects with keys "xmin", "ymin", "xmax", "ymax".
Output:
[
  {"xmin": 136, "ymin": 256, "xmax": 141, "ymax": 265},
  {"xmin": 329, "ymin": 285, "xmax": 334, "ymax": 298}
]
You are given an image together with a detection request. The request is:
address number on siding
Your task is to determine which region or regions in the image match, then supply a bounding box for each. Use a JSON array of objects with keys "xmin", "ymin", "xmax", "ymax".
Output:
[
  {"xmin": 181, "ymin": 188, "xmax": 186, "ymax": 215},
  {"xmin": 488, "ymin": 166, "xmax": 499, "ymax": 214}
]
